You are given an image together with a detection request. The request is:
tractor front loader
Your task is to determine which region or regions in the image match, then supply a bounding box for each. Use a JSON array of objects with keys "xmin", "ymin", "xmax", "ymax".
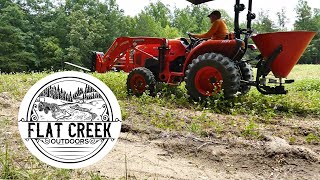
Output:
[{"xmin": 88, "ymin": 0, "xmax": 316, "ymax": 101}]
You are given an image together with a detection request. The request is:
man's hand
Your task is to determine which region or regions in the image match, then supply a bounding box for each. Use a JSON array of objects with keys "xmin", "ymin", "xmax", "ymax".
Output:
[
  {"xmin": 188, "ymin": 32, "xmax": 195, "ymax": 37},
  {"xmin": 187, "ymin": 32, "xmax": 196, "ymax": 38}
]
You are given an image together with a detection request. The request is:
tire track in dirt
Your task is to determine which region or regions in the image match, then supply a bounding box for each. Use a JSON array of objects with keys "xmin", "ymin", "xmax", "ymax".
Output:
[{"xmin": 83, "ymin": 132, "xmax": 259, "ymax": 179}]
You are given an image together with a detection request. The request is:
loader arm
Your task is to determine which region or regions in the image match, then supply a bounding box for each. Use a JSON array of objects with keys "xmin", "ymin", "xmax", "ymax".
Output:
[{"xmin": 95, "ymin": 37, "xmax": 167, "ymax": 73}]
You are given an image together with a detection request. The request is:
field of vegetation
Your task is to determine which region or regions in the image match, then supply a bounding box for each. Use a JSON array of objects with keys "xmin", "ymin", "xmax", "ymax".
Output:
[{"xmin": 0, "ymin": 65, "xmax": 319, "ymax": 179}]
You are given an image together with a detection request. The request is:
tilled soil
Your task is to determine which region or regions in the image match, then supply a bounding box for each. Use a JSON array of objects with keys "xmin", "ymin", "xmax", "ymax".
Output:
[
  {"xmin": 84, "ymin": 127, "xmax": 320, "ymax": 179},
  {"xmin": 1, "ymin": 92, "xmax": 320, "ymax": 179}
]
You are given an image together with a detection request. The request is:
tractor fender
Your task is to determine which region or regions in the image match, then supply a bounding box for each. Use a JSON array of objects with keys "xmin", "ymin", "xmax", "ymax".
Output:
[{"xmin": 183, "ymin": 39, "xmax": 244, "ymax": 72}]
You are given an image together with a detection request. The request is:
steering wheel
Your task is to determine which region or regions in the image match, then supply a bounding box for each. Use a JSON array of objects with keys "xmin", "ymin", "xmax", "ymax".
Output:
[
  {"xmin": 187, "ymin": 32, "xmax": 200, "ymax": 42},
  {"xmin": 187, "ymin": 32, "xmax": 202, "ymax": 50}
]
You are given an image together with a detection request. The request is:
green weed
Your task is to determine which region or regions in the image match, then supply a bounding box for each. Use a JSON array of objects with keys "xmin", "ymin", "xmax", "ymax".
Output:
[
  {"xmin": 305, "ymin": 133, "xmax": 320, "ymax": 144},
  {"xmin": 288, "ymin": 136, "xmax": 297, "ymax": 145},
  {"xmin": 241, "ymin": 121, "xmax": 260, "ymax": 138}
]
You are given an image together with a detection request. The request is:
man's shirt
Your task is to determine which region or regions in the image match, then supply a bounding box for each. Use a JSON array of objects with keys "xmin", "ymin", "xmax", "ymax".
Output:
[{"xmin": 194, "ymin": 19, "xmax": 229, "ymax": 40}]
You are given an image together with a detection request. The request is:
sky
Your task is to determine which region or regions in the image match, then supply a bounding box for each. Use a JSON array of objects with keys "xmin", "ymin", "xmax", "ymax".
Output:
[{"xmin": 116, "ymin": 0, "xmax": 320, "ymax": 29}]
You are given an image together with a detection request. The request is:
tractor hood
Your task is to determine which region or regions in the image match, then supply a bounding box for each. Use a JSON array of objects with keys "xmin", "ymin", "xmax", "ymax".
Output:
[{"xmin": 186, "ymin": 0, "xmax": 215, "ymax": 5}]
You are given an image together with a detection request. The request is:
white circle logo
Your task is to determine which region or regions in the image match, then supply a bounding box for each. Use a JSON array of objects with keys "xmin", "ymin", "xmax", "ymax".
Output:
[{"xmin": 18, "ymin": 71, "xmax": 122, "ymax": 169}]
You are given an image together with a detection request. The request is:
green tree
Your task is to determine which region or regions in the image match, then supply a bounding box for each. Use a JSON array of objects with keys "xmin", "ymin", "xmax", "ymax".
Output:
[
  {"xmin": 161, "ymin": 25, "xmax": 181, "ymax": 39},
  {"xmin": 131, "ymin": 11, "xmax": 163, "ymax": 37},
  {"xmin": 294, "ymin": 0, "xmax": 313, "ymax": 30},
  {"xmin": 0, "ymin": 0, "xmax": 318, "ymax": 72},
  {"xmin": 253, "ymin": 10, "xmax": 277, "ymax": 33},
  {"xmin": 173, "ymin": 6, "xmax": 197, "ymax": 35},
  {"xmin": 190, "ymin": 5, "xmax": 211, "ymax": 33},
  {"xmin": 276, "ymin": 8, "xmax": 288, "ymax": 31},
  {"xmin": 144, "ymin": 1, "xmax": 171, "ymax": 28},
  {"xmin": 0, "ymin": 1, "xmax": 36, "ymax": 72},
  {"xmin": 294, "ymin": 0, "xmax": 320, "ymax": 64}
]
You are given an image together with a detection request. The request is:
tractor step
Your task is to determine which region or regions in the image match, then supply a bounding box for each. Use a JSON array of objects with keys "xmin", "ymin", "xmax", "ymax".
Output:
[
  {"xmin": 285, "ymin": 79, "xmax": 295, "ymax": 84},
  {"xmin": 167, "ymin": 82, "xmax": 180, "ymax": 86},
  {"xmin": 170, "ymin": 72, "xmax": 184, "ymax": 77},
  {"xmin": 167, "ymin": 72, "xmax": 184, "ymax": 86},
  {"xmin": 240, "ymin": 80, "xmax": 255, "ymax": 86},
  {"xmin": 268, "ymin": 79, "xmax": 278, "ymax": 84},
  {"xmin": 261, "ymin": 78, "xmax": 295, "ymax": 85}
]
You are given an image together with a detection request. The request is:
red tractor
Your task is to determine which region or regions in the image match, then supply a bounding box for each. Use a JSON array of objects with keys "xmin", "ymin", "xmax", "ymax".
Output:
[{"xmin": 89, "ymin": 0, "xmax": 316, "ymax": 100}]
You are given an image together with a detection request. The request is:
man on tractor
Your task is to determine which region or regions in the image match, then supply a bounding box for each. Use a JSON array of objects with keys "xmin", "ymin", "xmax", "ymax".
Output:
[{"xmin": 190, "ymin": 10, "xmax": 229, "ymax": 40}]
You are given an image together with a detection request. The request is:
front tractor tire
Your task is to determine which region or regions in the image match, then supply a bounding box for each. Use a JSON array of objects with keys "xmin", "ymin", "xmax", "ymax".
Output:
[
  {"xmin": 185, "ymin": 53, "xmax": 241, "ymax": 100},
  {"xmin": 127, "ymin": 67, "xmax": 156, "ymax": 96}
]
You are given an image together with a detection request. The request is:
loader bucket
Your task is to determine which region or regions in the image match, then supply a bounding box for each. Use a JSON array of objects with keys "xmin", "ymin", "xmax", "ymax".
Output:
[{"xmin": 251, "ymin": 31, "xmax": 316, "ymax": 78}]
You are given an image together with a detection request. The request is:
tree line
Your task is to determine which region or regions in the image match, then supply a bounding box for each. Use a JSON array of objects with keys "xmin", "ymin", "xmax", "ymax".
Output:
[
  {"xmin": 40, "ymin": 85, "xmax": 74, "ymax": 102},
  {"xmin": 39, "ymin": 84, "xmax": 101, "ymax": 102},
  {"xmin": 0, "ymin": 0, "xmax": 319, "ymax": 73}
]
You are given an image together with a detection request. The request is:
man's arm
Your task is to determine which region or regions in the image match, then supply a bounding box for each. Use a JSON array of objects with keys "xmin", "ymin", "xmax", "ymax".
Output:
[{"xmin": 192, "ymin": 21, "xmax": 220, "ymax": 39}]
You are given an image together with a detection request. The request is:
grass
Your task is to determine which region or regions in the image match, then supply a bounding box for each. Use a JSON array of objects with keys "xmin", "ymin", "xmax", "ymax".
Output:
[
  {"xmin": 0, "ymin": 66, "xmax": 319, "ymax": 131},
  {"xmin": 1, "ymin": 142, "xmax": 10, "ymax": 179},
  {"xmin": 241, "ymin": 121, "xmax": 260, "ymax": 138},
  {"xmin": 305, "ymin": 133, "xmax": 320, "ymax": 144},
  {"xmin": 1, "ymin": 65, "xmax": 319, "ymax": 118},
  {"xmin": 95, "ymin": 65, "xmax": 320, "ymax": 118},
  {"xmin": 0, "ymin": 65, "xmax": 319, "ymax": 178},
  {"xmin": 1, "ymin": 65, "xmax": 319, "ymax": 129},
  {"xmin": 0, "ymin": 140, "xmax": 68, "ymax": 179}
]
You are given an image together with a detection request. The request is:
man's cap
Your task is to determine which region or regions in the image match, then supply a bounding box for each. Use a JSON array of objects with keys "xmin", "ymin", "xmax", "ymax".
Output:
[{"xmin": 207, "ymin": 10, "xmax": 221, "ymax": 18}]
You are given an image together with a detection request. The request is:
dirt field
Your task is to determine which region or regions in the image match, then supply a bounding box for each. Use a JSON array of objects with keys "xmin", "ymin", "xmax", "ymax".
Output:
[
  {"xmin": 1, "ymin": 91, "xmax": 319, "ymax": 179},
  {"xmin": 85, "ymin": 130, "xmax": 320, "ymax": 179}
]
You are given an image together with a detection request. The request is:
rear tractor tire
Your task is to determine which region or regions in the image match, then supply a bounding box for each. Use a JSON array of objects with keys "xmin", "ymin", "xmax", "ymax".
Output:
[
  {"xmin": 238, "ymin": 61, "xmax": 254, "ymax": 95},
  {"xmin": 127, "ymin": 67, "xmax": 156, "ymax": 96},
  {"xmin": 185, "ymin": 53, "xmax": 241, "ymax": 100}
]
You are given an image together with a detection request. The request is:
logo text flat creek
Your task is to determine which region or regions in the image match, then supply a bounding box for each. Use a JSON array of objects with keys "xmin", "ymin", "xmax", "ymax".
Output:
[
  {"xmin": 27, "ymin": 121, "xmax": 112, "ymax": 144},
  {"xmin": 18, "ymin": 72, "xmax": 122, "ymax": 169}
]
